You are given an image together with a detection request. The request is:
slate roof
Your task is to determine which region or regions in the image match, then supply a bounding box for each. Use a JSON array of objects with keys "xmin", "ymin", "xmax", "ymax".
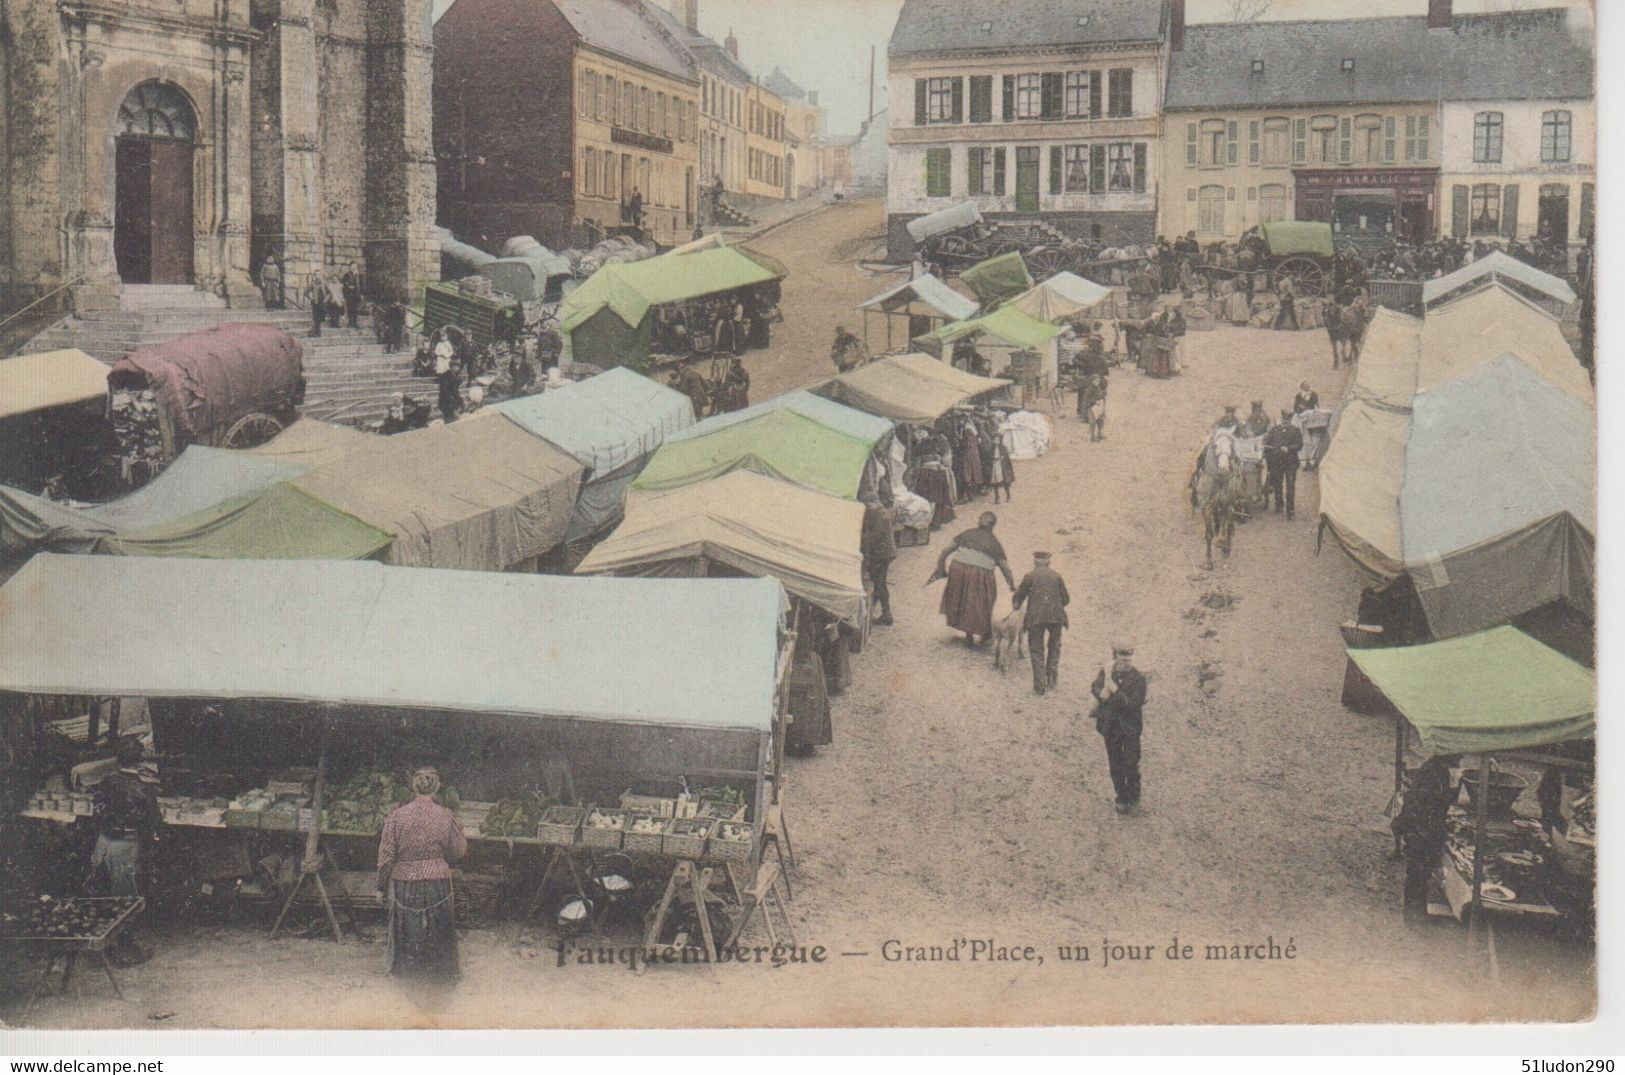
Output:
[
  {"xmin": 764, "ymin": 67, "xmax": 807, "ymax": 101},
  {"xmin": 556, "ymin": 0, "xmax": 696, "ymax": 82},
  {"xmin": 1166, "ymin": 8, "xmax": 1593, "ymax": 110},
  {"xmin": 643, "ymin": 3, "xmax": 753, "ymax": 84},
  {"xmin": 889, "ymin": 0, "xmax": 1166, "ymax": 57}
]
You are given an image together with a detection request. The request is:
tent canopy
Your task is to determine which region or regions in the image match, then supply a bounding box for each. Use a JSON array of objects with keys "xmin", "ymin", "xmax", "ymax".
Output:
[
  {"xmin": 905, "ymin": 201, "xmax": 983, "ymax": 243},
  {"xmin": 1418, "ymin": 285, "xmax": 1592, "ymax": 404},
  {"xmin": 818, "ymin": 352, "xmax": 1010, "ymax": 424},
  {"xmin": 1007, "ymin": 272, "xmax": 1112, "ymax": 324},
  {"xmin": 958, "ymin": 251, "xmax": 1033, "ymax": 305},
  {"xmin": 560, "ymin": 245, "xmax": 787, "ymax": 334},
  {"xmin": 1401, "ymin": 355, "xmax": 1594, "ymax": 638},
  {"xmin": 0, "ymin": 446, "xmax": 308, "ymax": 554},
  {"xmin": 493, "ymin": 368, "xmax": 695, "ymax": 477},
  {"xmin": 0, "ymin": 350, "xmax": 109, "ymax": 420},
  {"xmin": 1423, "ymin": 250, "xmax": 1577, "ymax": 309},
  {"xmin": 107, "ymin": 324, "xmax": 302, "ymax": 439},
  {"xmin": 632, "ymin": 408, "xmax": 874, "ymax": 499},
  {"xmin": 1348, "ymin": 627, "xmax": 1594, "ymax": 755},
  {"xmin": 669, "ymin": 389, "xmax": 893, "ymax": 446},
  {"xmin": 0, "ymin": 554, "xmax": 785, "ymax": 732},
  {"xmin": 927, "ymin": 305, "xmax": 1065, "ymax": 350},
  {"xmin": 99, "ymin": 482, "xmax": 392, "ymax": 561},
  {"xmin": 1261, "ymin": 221, "xmax": 1334, "ymax": 257},
  {"xmin": 248, "ymin": 418, "xmax": 379, "ymax": 467},
  {"xmin": 577, "ymin": 470, "xmax": 866, "ymax": 623},
  {"xmin": 1317, "ymin": 399, "xmax": 1409, "ymax": 579},
  {"xmin": 292, "ymin": 414, "xmax": 583, "ymax": 570},
  {"xmin": 857, "ymin": 273, "xmax": 978, "ymax": 321},
  {"xmin": 1348, "ymin": 307, "xmax": 1422, "ymax": 408}
]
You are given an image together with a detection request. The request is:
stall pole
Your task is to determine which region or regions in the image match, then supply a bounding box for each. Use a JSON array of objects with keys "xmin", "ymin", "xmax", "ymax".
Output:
[
  {"xmin": 87, "ymin": 697, "xmax": 101, "ymax": 747},
  {"xmin": 107, "ymin": 698, "xmax": 121, "ymax": 743},
  {"xmin": 1393, "ymin": 718, "xmax": 1406, "ymax": 795},
  {"xmin": 1467, "ymin": 753, "xmax": 1490, "ymax": 945},
  {"xmin": 270, "ymin": 715, "xmax": 343, "ymax": 942}
]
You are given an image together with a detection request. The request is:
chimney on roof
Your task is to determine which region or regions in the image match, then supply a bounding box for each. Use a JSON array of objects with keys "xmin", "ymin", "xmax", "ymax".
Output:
[
  {"xmin": 669, "ymin": 0, "xmax": 698, "ymax": 33},
  {"xmin": 1169, "ymin": 0, "xmax": 1185, "ymax": 52},
  {"xmin": 725, "ymin": 27, "xmax": 738, "ymax": 59},
  {"xmin": 1427, "ymin": 0, "xmax": 1452, "ymax": 29}
]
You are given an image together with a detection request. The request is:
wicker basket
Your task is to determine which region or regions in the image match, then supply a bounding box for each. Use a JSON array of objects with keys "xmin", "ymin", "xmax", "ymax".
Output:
[
  {"xmin": 623, "ymin": 814, "xmax": 667, "ymax": 854},
  {"xmin": 706, "ymin": 822, "xmax": 754, "ymax": 864},
  {"xmin": 665, "ymin": 817, "xmax": 715, "ymax": 859},
  {"xmin": 536, "ymin": 805, "xmax": 585, "ymax": 846},
  {"xmin": 453, "ymin": 871, "xmax": 505, "ymax": 928},
  {"xmin": 580, "ymin": 809, "xmax": 627, "ymax": 850}
]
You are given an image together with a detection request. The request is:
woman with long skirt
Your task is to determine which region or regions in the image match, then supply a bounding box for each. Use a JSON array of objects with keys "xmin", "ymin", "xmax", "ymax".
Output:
[
  {"xmin": 377, "ymin": 767, "xmax": 467, "ymax": 988},
  {"xmin": 929, "ymin": 511, "xmax": 1016, "ymax": 647}
]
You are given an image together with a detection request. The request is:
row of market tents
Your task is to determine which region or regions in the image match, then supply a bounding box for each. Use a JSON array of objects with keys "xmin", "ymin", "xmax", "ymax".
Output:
[
  {"xmin": 0, "ymin": 356, "xmax": 1011, "ymax": 626},
  {"xmin": 1318, "ymin": 269, "xmax": 1593, "ymax": 646}
]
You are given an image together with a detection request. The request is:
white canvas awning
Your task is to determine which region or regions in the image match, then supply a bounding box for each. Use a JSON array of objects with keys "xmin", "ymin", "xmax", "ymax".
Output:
[
  {"xmin": 858, "ymin": 273, "xmax": 978, "ymax": 322},
  {"xmin": 1422, "ymin": 251, "xmax": 1577, "ymax": 309}
]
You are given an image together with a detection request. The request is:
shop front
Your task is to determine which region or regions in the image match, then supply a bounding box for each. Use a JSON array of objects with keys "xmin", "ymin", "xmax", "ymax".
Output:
[{"xmin": 1293, "ymin": 168, "xmax": 1439, "ymax": 247}]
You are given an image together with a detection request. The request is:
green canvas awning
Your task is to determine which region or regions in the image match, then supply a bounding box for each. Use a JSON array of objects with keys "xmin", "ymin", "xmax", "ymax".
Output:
[
  {"xmin": 99, "ymin": 482, "xmax": 392, "ymax": 561},
  {"xmin": 927, "ymin": 305, "xmax": 1064, "ymax": 350},
  {"xmin": 1348, "ymin": 627, "xmax": 1595, "ymax": 756},
  {"xmin": 958, "ymin": 251, "xmax": 1033, "ymax": 305},
  {"xmin": 560, "ymin": 245, "xmax": 786, "ymax": 335},
  {"xmin": 631, "ymin": 408, "xmax": 873, "ymax": 499},
  {"xmin": 1261, "ymin": 221, "xmax": 1334, "ymax": 257}
]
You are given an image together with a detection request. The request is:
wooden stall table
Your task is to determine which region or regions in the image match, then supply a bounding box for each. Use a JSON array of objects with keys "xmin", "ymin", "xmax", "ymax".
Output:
[{"xmin": 9, "ymin": 897, "xmax": 145, "ymax": 1012}]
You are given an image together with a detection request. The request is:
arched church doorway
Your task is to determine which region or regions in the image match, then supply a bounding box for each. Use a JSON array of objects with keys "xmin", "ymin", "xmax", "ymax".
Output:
[{"xmin": 114, "ymin": 81, "xmax": 196, "ymax": 284}]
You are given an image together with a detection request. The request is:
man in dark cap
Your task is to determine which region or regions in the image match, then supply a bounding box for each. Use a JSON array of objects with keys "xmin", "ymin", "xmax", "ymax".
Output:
[
  {"xmin": 1012, "ymin": 551, "xmax": 1070, "ymax": 696},
  {"xmin": 1091, "ymin": 644, "xmax": 1148, "ymax": 814},
  {"xmin": 92, "ymin": 735, "xmax": 160, "ymax": 963},
  {"xmin": 1213, "ymin": 404, "xmax": 1240, "ymax": 433},
  {"xmin": 1263, "ymin": 407, "xmax": 1305, "ymax": 519},
  {"xmin": 861, "ymin": 495, "xmax": 897, "ymax": 626}
]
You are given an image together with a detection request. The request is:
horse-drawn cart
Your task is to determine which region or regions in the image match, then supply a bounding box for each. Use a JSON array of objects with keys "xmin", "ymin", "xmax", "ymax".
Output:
[{"xmin": 908, "ymin": 201, "xmax": 1150, "ymax": 286}]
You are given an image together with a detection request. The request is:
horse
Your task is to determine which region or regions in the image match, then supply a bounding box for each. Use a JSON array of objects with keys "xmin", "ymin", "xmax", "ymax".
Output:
[
  {"xmin": 1326, "ymin": 298, "xmax": 1371, "ymax": 368},
  {"xmin": 1190, "ymin": 431, "xmax": 1239, "ymax": 570}
]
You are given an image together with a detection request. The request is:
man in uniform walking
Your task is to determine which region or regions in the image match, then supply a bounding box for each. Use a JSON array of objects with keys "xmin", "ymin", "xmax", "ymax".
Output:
[
  {"xmin": 1091, "ymin": 644, "xmax": 1148, "ymax": 814},
  {"xmin": 1012, "ymin": 551, "xmax": 1069, "ymax": 695},
  {"xmin": 1263, "ymin": 407, "xmax": 1304, "ymax": 519},
  {"xmin": 861, "ymin": 496, "xmax": 897, "ymax": 626}
]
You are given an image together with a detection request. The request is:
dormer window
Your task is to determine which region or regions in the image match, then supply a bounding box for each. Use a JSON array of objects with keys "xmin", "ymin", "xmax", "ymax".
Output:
[
  {"xmin": 1251, "ymin": 60, "xmax": 1265, "ymax": 74},
  {"xmin": 1342, "ymin": 57, "xmax": 1356, "ymax": 72}
]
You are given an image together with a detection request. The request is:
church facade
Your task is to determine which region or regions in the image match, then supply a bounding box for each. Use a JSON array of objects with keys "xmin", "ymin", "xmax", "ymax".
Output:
[{"xmin": 1, "ymin": 0, "xmax": 438, "ymax": 317}]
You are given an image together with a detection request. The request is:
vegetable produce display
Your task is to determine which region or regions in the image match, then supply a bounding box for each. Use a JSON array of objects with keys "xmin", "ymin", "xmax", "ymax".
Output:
[
  {"xmin": 479, "ymin": 792, "xmax": 555, "ymax": 837},
  {"xmin": 627, "ymin": 816, "xmax": 664, "ymax": 836},
  {"xmin": 323, "ymin": 771, "xmax": 460, "ymax": 834},
  {"xmin": 2, "ymin": 896, "xmax": 140, "ymax": 941},
  {"xmin": 714, "ymin": 821, "xmax": 751, "ymax": 844},
  {"xmin": 586, "ymin": 809, "xmax": 626, "ymax": 831}
]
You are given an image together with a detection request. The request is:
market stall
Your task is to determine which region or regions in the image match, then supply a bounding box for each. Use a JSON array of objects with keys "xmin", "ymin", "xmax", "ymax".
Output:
[
  {"xmin": 247, "ymin": 418, "xmax": 379, "ymax": 466},
  {"xmin": 670, "ymin": 389, "xmax": 895, "ymax": 447},
  {"xmin": 494, "ymin": 368, "xmax": 696, "ymax": 545},
  {"xmin": 631, "ymin": 407, "xmax": 882, "ymax": 501},
  {"xmin": 916, "ymin": 305, "xmax": 1064, "ymax": 390},
  {"xmin": 1006, "ymin": 271, "xmax": 1114, "ymax": 325},
  {"xmin": 1422, "ymin": 250, "xmax": 1577, "ymax": 319},
  {"xmin": 957, "ymin": 251, "xmax": 1033, "ymax": 307},
  {"xmin": 4, "ymin": 555, "xmax": 792, "ymax": 958},
  {"xmin": 560, "ymin": 245, "xmax": 788, "ymax": 368},
  {"xmin": 816, "ymin": 352, "xmax": 1011, "ymax": 425},
  {"xmin": 0, "ymin": 349, "xmax": 115, "ymax": 501},
  {"xmin": 856, "ymin": 273, "xmax": 979, "ymax": 353},
  {"xmin": 289, "ymin": 414, "xmax": 584, "ymax": 571},
  {"xmin": 1348, "ymin": 627, "xmax": 1595, "ymax": 935}
]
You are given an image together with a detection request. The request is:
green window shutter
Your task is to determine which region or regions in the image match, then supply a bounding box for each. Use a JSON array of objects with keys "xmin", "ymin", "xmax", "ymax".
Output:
[
  {"xmin": 1383, "ymin": 117, "xmax": 1396, "ymax": 163},
  {"xmin": 1186, "ymin": 121, "xmax": 1198, "ymax": 167},
  {"xmin": 1041, "ymin": 74, "xmax": 1063, "ymax": 120},
  {"xmin": 969, "ymin": 77, "xmax": 991, "ymax": 123},
  {"xmin": 1090, "ymin": 144, "xmax": 1106, "ymax": 194},
  {"xmin": 1338, "ymin": 117, "xmax": 1352, "ymax": 163},
  {"xmin": 1248, "ymin": 121, "xmax": 1260, "ymax": 165},
  {"xmin": 1226, "ymin": 120, "xmax": 1238, "ymax": 165},
  {"xmin": 1293, "ymin": 118, "xmax": 1307, "ymax": 164},
  {"xmin": 1451, "ymin": 184, "xmax": 1469, "ymax": 238},
  {"xmin": 915, "ymin": 80, "xmax": 927, "ymax": 126},
  {"xmin": 1002, "ymin": 76, "xmax": 1014, "ymax": 121},
  {"xmin": 951, "ymin": 79, "xmax": 964, "ymax": 123},
  {"xmin": 994, "ymin": 148, "xmax": 1007, "ymax": 195},
  {"xmin": 1134, "ymin": 143, "xmax": 1147, "ymax": 194},
  {"xmin": 1417, "ymin": 116, "xmax": 1430, "ymax": 160},
  {"xmin": 967, "ymin": 148, "xmax": 983, "ymax": 195},
  {"xmin": 1502, "ymin": 183, "xmax": 1520, "ymax": 238},
  {"xmin": 1089, "ymin": 72, "xmax": 1102, "ymax": 119},
  {"xmin": 1404, "ymin": 116, "xmax": 1416, "ymax": 159},
  {"xmin": 1049, "ymin": 146, "xmax": 1062, "ymax": 194},
  {"xmin": 1580, "ymin": 182, "xmax": 1595, "ymax": 239}
]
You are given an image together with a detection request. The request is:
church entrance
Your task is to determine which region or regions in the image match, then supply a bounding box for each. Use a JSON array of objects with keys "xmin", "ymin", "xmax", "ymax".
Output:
[{"xmin": 113, "ymin": 82, "xmax": 196, "ymax": 285}]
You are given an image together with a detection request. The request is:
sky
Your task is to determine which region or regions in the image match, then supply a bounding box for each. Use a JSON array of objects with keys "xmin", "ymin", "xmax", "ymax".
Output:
[{"xmin": 432, "ymin": 0, "xmax": 1593, "ymax": 134}]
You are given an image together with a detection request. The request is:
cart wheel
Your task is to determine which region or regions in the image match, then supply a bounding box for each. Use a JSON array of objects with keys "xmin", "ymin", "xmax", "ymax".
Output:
[
  {"xmin": 222, "ymin": 413, "xmax": 284, "ymax": 450},
  {"xmin": 1027, "ymin": 246, "xmax": 1067, "ymax": 277},
  {"xmin": 1277, "ymin": 257, "xmax": 1326, "ymax": 298}
]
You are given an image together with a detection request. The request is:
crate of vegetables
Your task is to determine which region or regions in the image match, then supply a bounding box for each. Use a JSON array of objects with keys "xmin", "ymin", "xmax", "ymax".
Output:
[
  {"xmin": 706, "ymin": 820, "xmax": 755, "ymax": 864},
  {"xmin": 536, "ymin": 805, "xmax": 586, "ymax": 847},
  {"xmin": 664, "ymin": 817, "xmax": 715, "ymax": 859},
  {"xmin": 581, "ymin": 808, "xmax": 627, "ymax": 850},
  {"xmin": 624, "ymin": 813, "xmax": 667, "ymax": 854}
]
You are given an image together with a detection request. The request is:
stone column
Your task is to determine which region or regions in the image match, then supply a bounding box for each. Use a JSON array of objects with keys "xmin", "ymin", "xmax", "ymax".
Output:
[
  {"xmin": 363, "ymin": 0, "xmax": 438, "ymax": 303},
  {"xmin": 250, "ymin": 0, "xmax": 323, "ymax": 294},
  {"xmin": 218, "ymin": 55, "xmax": 260, "ymax": 305},
  {"xmin": 64, "ymin": 26, "xmax": 121, "ymax": 313}
]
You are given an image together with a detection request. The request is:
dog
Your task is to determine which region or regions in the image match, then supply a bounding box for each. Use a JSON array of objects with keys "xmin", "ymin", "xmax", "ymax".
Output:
[{"xmin": 991, "ymin": 603, "xmax": 1028, "ymax": 673}]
